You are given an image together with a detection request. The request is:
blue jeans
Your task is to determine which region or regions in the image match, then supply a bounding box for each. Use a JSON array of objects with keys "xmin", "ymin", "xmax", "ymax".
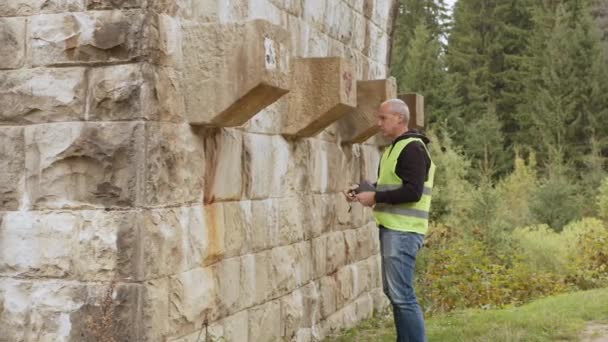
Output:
[{"xmin": 379, "ymin": 227, "xmax": 426, "ymax": 342}]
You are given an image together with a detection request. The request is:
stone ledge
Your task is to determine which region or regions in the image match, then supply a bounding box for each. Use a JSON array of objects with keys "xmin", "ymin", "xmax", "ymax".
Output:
[
  {"xmin": 182, "ymin": 19, "xmax": 290, "ymax": 127},
  {"xmin": 283, "ymin": 57, "xmax": 356, "ymax": 138}
]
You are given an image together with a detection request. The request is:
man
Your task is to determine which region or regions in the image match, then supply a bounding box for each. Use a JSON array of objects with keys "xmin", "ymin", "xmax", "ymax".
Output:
[{"xmin": 347, "ymin": 99, "xmax": 435, "ymax": 342}]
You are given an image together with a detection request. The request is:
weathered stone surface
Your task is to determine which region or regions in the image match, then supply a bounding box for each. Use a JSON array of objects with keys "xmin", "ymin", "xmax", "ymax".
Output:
[
  {"xmin": 318, "ymin": 276, "xmax": 337, "ymax": 319},
  {"xmin": 201, "ymin": 128, "xmax": 244, "ymax": 203},
  {"xmin": 87, "ymin": 0, "xmax": 140, "ymax": 9},
  {"xmin": 280, "ymin": 288, "xmax": 305, "ymax": 341},
  {"xmin": 211, "ymin": 256, "xmax": 257, "ymax": 318},
  {"xmin": 139, "ymin": 206, "xmax": 206, "ymax": 280},
  {"xmin": 309, "ymin": 194, "xmax": 336, "ymax": 238},
  {"xmin": 400, "ymin": 92, "xmax": 425, "ymax": 129},
  {"xmin": 294, "ymin": 241, "xmax": 314, "ymax": 286},
  {"xmin": 170, "ymin": 267, "xmax": 218, "ymax": 334},
  {"xmin": 25, "ymin": 122, "xmax": 145, "ymax": 209},
  {"xmin": 147, "ymin": 13, "xmax": 183, "ymax": 67},
  {"xmin": 251, "ymin": 198, "xmax": 280, "ymax": 252},
  {"xmin": 243, "ymin": 133, "xmax": 290, "ymax": 199},
  {"xmin": 370, "ymin": 287, "xmax": 390, "ymax": 312},
  {"xmin": 308, "ymin": 138, "xmax": 348, "ymax": 193},
  {"xmin": 77, "ymin": 210, "xmax": 139, "ymax": 281},
  {"xmin": 326, "ymin": 231, "xmax": 346, "ymax": 273},
  {"xmin": 0, "ymin": 0, "xmax": 85, "ymax": 16},
  {"xmin": 335, "ymin": 266, "xmax": 354, "ymax": 309},
  {"xmin": 366, "ymin": 21, "xmax": 390, "ymax": 62},
  {"xmin": 87, "ymin": 63, "xmax": 146, "ymax": 121},
  {"xmin": 29, "ymin": 10, "xmax": 144, "ymax": 66},
  {"xmin": 337, "ymin": 77, "xmax": 397, "ymax": 144},
  {"xmin": 143, "ymin": 65, "xmax": 186, "ymax": 122},
  {"xmin": 252, "ymin": 250, "xmax": 272, "ymax": 304},
  {"xmin": 269, "ymin": 244, "xmax": 298, "ymax": 297},
  {"xmin": 202, "ymin": 202, "xmax": 226, "ymax": 265},
  {"xmin": 182, "ymin": 19, "xmax": 290, "ymax": 126},
  {"xmin": 140, "ymin": 279, "xmax": 170, "ymax": 341},
  {"xmin": 0, "ymin": 211, "xmax": 78, "ymax": 278},
  {"xmin": 0, "ymin": 127, "xmax": 24, "ymax": 210},
  {"xmin": 220, "ymin": 309, "xmax": 249, "ymax": 342},
  {"xmin": 277, "ymin": 196, "xmax": 305, "ymax": 245},
  {"xmin": 0, "ymin": 68, "xmax": 86, "ymax": 124},
  {"xmin": 283, "ymin": 57, "xmax": 356, "ymax": 137},
  {"xmin": 222, "ymin": 200, "xmax": 252, "ymax": 258},
  {"xmin": 0, "ymin": 18, "xmax": 25, "ymax": 69},
  {"xmin": 0, "ymin": 279, "xmax": 86, "ymax": 342},
  {"xmin": 360, "ymin": 143, "xmax": 380, "ymax": 182},
  {"xmin": 145, "ymin": 123, "xmax": 204, "ymax": 206},
  {"xmin": 248, "ymin": 300, "xmax": 281, "ymax": 342},
  {"xmin": 0, "ymin": 210, "xmax": 140, "ymax": 281},
  {"xmin": 312, "ymin": 234, "xmax": 328, "ymax": 278},
  {"xmin": 300, "ymin": 281, "xmax": 322, "ymax": 329}
]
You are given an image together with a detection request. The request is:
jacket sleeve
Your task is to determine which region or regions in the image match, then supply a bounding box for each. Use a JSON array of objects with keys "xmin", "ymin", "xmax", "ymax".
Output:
[{"xmin": 374, "ymin": 142, "xmax": 428, "ymax": 204}]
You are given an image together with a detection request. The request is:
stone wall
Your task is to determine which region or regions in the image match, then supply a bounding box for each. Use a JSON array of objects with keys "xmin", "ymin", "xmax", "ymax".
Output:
[{"xmin": 0, "ymin": 0, "xmax": 397, "ymax": 341}]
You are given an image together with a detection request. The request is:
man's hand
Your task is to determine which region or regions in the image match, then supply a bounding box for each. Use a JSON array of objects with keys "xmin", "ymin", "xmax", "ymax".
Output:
[
  {"xmin": 343, "ymin": 184, "xmax": 359, "ymax": 203},
  {"xmin": 356, "ymin": 191, "xmax": 376, "ymax": 207}
]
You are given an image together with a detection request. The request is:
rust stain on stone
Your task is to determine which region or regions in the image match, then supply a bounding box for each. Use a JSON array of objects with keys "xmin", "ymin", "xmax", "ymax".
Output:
[{"xmin": 203, "ymin": 204, "xmax": 223, "ymax": 266}]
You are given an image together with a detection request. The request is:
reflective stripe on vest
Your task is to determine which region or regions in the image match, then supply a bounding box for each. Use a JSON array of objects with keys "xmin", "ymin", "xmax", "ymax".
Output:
[{"xmin": 373, "ymin": 137, "xmax": 435, "ymax": 234}]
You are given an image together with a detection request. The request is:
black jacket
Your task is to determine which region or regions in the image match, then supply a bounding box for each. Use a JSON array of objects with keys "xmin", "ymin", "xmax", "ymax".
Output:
[{"xmin": 374, "ymin": 130, "xmax": 431, "ymax": 205}]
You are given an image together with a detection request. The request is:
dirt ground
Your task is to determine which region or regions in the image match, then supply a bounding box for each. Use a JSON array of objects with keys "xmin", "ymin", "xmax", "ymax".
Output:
[{"xmin": 581, "ymin": 323, "xmax": 608, "ymax": 342}]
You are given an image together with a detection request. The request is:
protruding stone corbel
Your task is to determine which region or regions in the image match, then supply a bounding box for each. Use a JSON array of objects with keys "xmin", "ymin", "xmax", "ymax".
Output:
[
  {"xmin": 399, "ymin": 93, "xmax": 425, "ymax": 130},
  {"xmin": 337, "ymin": 77, "xmax": 397, "ymax": 144},
  {"xmin": 181, "ymin": 19, "xmax": 290, "ymax": 127},
  {"xmin": 282, "ymin": 57, "xmax": 357, "ymax": 138}
]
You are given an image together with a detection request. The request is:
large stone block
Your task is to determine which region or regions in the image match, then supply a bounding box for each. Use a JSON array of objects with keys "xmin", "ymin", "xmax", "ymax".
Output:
[
  {"xmin": 251, "ymin": 250, "xmax": 272, "ymax": 304},
  {"xmin": 0, "ymin": 209, "xmax": 140, "ymax": 281},
  {"xmin": 269, "ymin": 244, "xmax": 298, "ymax": 297},
  {"xmin": 0, "ymin": 0, "xmax": 85, "ymax": 16},
  {"xmin": 308, "ymin": 139, "xmax": 348, "ymax": 193},
  {"xmin": 251, "ymin": 198, "xmax": 280, "ymax": 252},
  {"xmin": 78, "ymin": 210, "xmax": 139, "ymax": 281},
  {"xmin": 336, "ymin": 77, "xmax": 397, "ymax": 144},
  {"xmin": 318, "ymin": 276, "xmax": 337, "ymax": 319},
  {"xmin": 145, "ymin": 123, "xmax": 204, "ymax": 207},
  {"xmin": 220, "ymin": 310, "xmax": 249, "ymax": 342},
  {"xmin": 0, "ymin": 279, "xmax": 86, "ymax": 342},
  {"xmin": 0, "ymin": 211, "xmax": 78, "ymax": 278},
  {"xmin": 212, "ymin": 257, "xmax": 243, "ymax": 316},
  {"xmin": 335, "ymin": 266, "xmax": 354, "ymax": 308},
  {"xmin": 277, "ymin": 195, "xmax": 305, "ymax": 245},
  {"xmin": 326, "ymin": 231, "xmax": 346, "ymax": 273},
  {"xmin": 138, "ymin": 206, "xmax": 206, "ymax": 280},
  {"xmin": 243, "ymin": 133, "xmax": 290, "ymax": 199},
  {"xmin": 222, "ymin": 200, "xmax": 252, "ymax": 258},
  {"xmin": 87, "ymin": 63, "xmax": 146, "ymax": 121},
  {"xmin": 400, "ymin": 92, "xmax": 425, "ymax": 129},
  {"xmin": 201, "ymin": 128, "xmax": 244, "ymax": 203},
  {"xmin": 283, "ymin": 57, "xmax": 356, "ymax": 137},
  {"xmin": 0, "ymin": 127, "xmax": 24, "ymax": 211},
  {"xmin": 141, "ymin": 279, "xmax": 170, "ymax": 341},
  {"xmin": 0, "ymin": 18, "xmax": 26, "ymax": 69},
  {"xmin": 248, "ymin": 300, "xmax": 281, "ymax": 342},
  {"xmin": 280, "ymin": 288, "xmax": 305, "ymax": 341},
  {"xmin": 312, "ymin": 234, "xmax": 328, "ymax": 278},
  {"xmin": 25, "ymin": 122, "xmax": 145, "ymax": 209},
  {"xmin": 169, "ymin": 267, "xmax": 218, "ymax": 334},
  {"xmin": 0, "ymin": 68, "xmax": 86, "ymax": 124},
  {"xmin": 182, "ymin": 19, "xmax": 290, "ymax": 126},
  {"xmin": 29, "ymin": 10, "xmax": 144, "ymax": 66}
]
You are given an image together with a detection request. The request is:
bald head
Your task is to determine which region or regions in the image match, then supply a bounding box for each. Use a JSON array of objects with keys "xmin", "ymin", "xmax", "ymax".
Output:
[{"xmin": 379, "ymin": 99, "xmax": 410, "ymax": 124}]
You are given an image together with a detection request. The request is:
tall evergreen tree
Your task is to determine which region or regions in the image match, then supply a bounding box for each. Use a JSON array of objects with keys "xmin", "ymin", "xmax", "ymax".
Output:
[
  {"xmin": 517, "ymin": 0, "xmax": 608, "ymax": 168},
  {"xmin": 391, "ymin": 0, "xmax": 450, "ymax": 87},
  {"xmin": 400, "ymin": 24, "xmax": 450, "ymax": 124}
]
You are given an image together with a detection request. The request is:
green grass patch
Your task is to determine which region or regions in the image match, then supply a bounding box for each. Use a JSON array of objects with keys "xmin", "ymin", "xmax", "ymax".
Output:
[{"xmin": 324, "ymin": 288, "xmax": 608, "ymax": 342}]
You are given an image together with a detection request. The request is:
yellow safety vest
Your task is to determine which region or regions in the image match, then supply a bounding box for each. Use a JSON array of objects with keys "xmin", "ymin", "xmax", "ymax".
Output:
[{"xmin": 373, "ymin": 137, "xmax": 435, "ymax": 234}]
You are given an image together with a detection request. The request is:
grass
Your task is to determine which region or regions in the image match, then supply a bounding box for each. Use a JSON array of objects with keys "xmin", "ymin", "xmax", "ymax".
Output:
[{"xmin": 324, "ymin": 288, "xmax": 608, "ymax": 342}]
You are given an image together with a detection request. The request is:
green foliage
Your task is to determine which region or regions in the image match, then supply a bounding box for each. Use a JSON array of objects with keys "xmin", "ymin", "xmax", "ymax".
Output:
[
  {"xmin": 426, "ymin": 127, "xmax": 475, "ymax": 228},
  {"xmin": 563, "ymin": 218, "xmax": 608, "ymax": 289},
  {"xmin": 529, "ymin": 170, "xmax": 584, "ymax": 231},
  {"xmin": 598, "ymin": 177, "xmax": 608, "ymax": 220}
]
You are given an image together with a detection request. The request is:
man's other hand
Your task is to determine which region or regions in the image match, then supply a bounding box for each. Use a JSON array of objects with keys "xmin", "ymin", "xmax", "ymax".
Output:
[{"xmin": 356, "ymin": 191, "xmax": 376, "ymax": 207}]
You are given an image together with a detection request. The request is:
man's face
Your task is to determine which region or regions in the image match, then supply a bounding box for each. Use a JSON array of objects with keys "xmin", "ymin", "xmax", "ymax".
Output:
[{"xmin": 376, "ymin": 107, "xmax": 403, "ymax": 138}]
